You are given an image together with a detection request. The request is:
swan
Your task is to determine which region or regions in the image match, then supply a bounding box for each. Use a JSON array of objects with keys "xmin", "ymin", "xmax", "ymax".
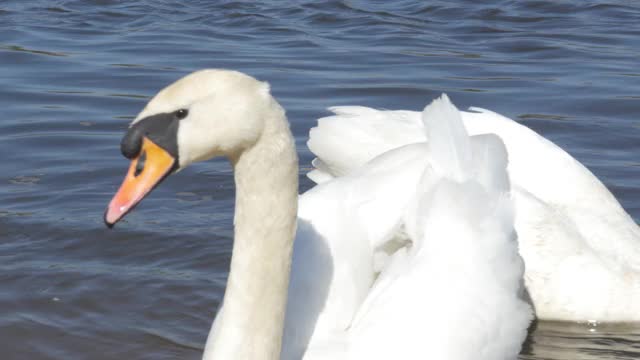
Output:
[
  {"xmin": 308, "ymin": 100, "xmax": 640, "ymax": 322},
  {"xmin": 104, "ymin": 69, "xmax": 531, "ymax": 359}
]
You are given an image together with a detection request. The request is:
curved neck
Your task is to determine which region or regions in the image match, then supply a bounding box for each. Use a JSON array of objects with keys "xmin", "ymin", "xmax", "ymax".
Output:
[{"xmin": 204, "ymin": 100, "xmax": 298, "ymax": 360}]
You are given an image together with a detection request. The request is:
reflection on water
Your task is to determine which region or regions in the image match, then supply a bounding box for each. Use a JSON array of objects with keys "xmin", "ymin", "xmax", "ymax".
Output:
[
  {"xmin": 0, "ymin": 44, "xmax": 69, "ymax": 57},
  {"xmin": 0, "ymin": 0, "xmax": 639, "ymax": 359},
  {"xmin": 522, "ymin": 321, "xmax": 640, "ymax": 360}
]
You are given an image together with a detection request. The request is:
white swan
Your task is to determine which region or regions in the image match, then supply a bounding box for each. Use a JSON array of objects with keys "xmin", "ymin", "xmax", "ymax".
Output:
[
  {"xmin": 104, "ymin": 69, "xmax": 531, "ymax": 359},
  {"xmin": 309, "ymin": 101, "xmax": 640, "ymax": 322}
]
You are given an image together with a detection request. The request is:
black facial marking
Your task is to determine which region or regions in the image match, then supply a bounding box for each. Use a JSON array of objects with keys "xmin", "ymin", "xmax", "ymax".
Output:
[{"xmin": 120, "ymin": 112, "xmax": 181, "ymax": 166}]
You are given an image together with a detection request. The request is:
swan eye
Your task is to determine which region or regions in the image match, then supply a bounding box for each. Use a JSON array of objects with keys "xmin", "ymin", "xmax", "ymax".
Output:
[{"xmin": 175, "ymin": 109, "xmax": 189, "ymax": 120}]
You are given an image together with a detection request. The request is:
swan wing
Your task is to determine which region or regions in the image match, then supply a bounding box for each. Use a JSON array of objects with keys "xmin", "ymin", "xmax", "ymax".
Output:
[
  {"xmin": 344, "ymin": 97, "xmax": 530, "ymax": 360},
  {"xmin": 286, "ymin": 96, "xmax": 531, "ymax": 359},
  {"xmin": 307, "ymin": 106, "xmax": 425, "ymax": 183},
  {"xmin": 463, "ymin": 108, "xmax": 640, "ymax": 320},
  {"xmin": 306, "ymin": 98, "xmax": 640, "ymax": 321},
  {"xmin": 283, "ymin": 142, "xmax": 430, "ymax": 359}
]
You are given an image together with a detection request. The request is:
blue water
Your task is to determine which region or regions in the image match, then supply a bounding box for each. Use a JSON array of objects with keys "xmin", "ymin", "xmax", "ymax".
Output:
[{"xmin": 1, "ymin": 1, "xmax": 639, "ymax": 359}]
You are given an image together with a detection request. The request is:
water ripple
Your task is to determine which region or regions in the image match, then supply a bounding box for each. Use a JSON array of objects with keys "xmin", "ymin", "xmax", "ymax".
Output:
[{"xmin": 1, "ymin": 1, "xmax": 639, "ymax": 359}]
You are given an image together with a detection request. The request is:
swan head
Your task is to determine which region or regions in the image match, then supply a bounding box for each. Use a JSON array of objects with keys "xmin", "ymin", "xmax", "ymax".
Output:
[{"xmin": 104, "ymin": 69, "xmax": 274, "ymax": 227}]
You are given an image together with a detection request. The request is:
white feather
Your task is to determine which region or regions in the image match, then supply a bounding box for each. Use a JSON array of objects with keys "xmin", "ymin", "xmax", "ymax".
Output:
[{"xmin": 306, "ymin": 97, "xmax": 640, "ymax": 322}]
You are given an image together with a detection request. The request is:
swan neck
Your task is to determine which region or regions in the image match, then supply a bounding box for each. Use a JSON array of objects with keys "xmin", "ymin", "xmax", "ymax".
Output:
[{"xmin": 204, "ymin": 101, "xmax": 298, "ymax": 360}]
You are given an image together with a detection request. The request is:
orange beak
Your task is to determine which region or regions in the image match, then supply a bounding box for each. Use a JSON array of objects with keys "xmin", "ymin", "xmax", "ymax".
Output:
[{"xmin": 104, "ymin": 137, "xmax": 176, "ymax": 228}]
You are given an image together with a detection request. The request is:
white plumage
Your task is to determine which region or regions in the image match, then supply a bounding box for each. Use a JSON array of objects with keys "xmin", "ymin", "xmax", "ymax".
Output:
[
  {"xmin": 308, "ymin": 99, "xmax": 640, "ymax": 323},
  {"xmin": 113, "ymin": 70, "xmax": 637, "ymax": 360},
  {"xmin": 283, "ymin": 95, "xmax": 531, "ymax": 359}
]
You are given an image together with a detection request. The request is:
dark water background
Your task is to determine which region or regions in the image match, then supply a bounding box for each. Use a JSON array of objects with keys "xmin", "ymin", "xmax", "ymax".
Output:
[{"xmin": 1, "ymin": 1, "xmax": 639, "ymax": 359}]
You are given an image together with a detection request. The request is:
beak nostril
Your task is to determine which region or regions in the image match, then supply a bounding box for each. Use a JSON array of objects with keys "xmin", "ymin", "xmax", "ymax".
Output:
[{"xmin": 134, "ymin": 150, "xmax": 146, "ymax": 177}]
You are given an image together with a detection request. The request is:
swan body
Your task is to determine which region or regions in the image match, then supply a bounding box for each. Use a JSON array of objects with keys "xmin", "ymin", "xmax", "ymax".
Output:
[
  {"xmin": 105, "ymin": 70, "xmax": 532, "ymax": 359},
  {"xmin": 309, "ymin": 104, "xmax": 640, "ymax": 322},
  {"xmin": 283, "ymin": 97, "xmax": 531, "ymax": 360}
]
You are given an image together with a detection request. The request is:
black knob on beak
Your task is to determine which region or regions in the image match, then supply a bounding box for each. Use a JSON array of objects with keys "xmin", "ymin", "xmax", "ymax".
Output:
[{"xmin": 121, "ymin": 126, "xmax": 144, "ymax": 159}]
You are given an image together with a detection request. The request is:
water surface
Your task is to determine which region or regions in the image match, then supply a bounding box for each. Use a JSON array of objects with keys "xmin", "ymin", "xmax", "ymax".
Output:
[{"xmin": 1, "ymin": 1, "xmax": 639, "ymax": 359}]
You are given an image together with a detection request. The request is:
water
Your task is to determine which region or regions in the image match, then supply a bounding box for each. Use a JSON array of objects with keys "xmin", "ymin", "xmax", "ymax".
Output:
[{"xmin": 1, "ymin": 1, "xmax": 639, "ymax": 359}]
